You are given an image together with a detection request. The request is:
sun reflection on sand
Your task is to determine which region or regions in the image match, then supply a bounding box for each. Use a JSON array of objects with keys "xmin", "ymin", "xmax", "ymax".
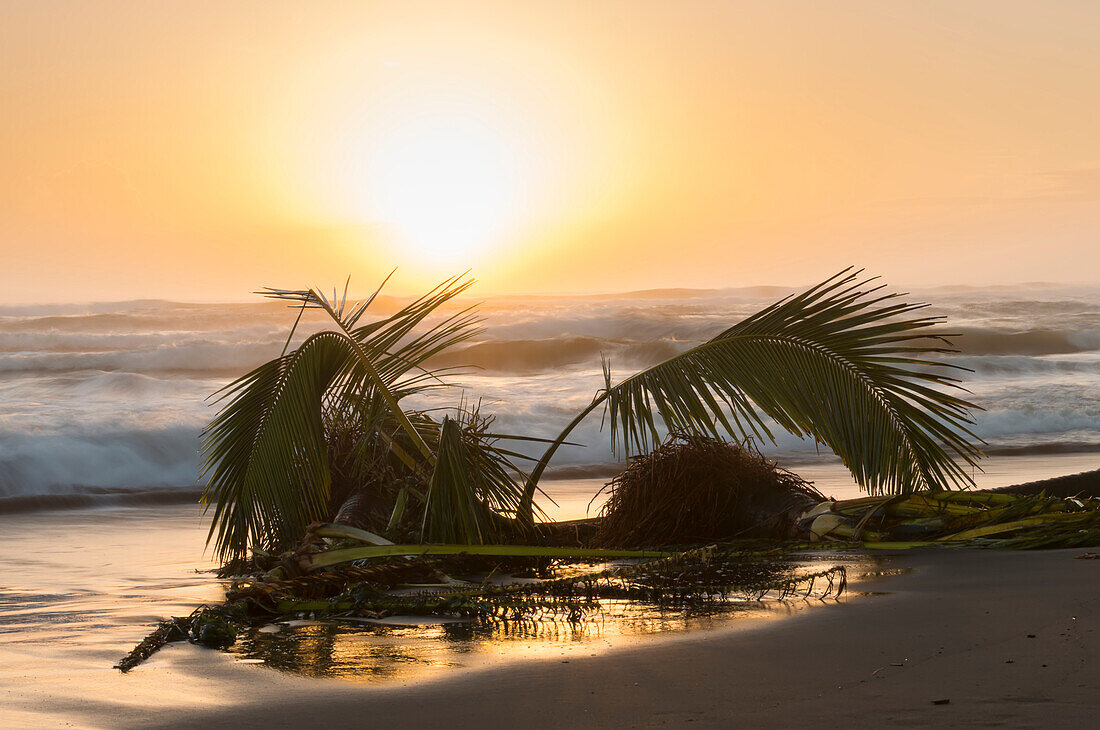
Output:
[{"xmin": 227, "ymin": 555, "xmax": 888, "ymax": 683}]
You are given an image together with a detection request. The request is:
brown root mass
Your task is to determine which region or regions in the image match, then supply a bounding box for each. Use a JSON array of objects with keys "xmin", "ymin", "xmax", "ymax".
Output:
[{"xmin": 593, "ymin": 433, "xmax": 824, "ymax": 548}]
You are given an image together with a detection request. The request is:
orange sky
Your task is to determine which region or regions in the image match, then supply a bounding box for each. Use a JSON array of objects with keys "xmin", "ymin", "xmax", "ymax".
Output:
[{"xmin": 2, "ymin": 1, "xmax": 1099, "ymax": 302}]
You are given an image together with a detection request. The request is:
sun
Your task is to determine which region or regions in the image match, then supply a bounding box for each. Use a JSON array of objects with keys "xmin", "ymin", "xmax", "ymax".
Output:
[
  {"xmin": 306, "ymin": 72, "xmax": 572, "ymax": 275},
  {"xmin": 359, "ymin": 107, "xmax": 525, "ymax": 266}
]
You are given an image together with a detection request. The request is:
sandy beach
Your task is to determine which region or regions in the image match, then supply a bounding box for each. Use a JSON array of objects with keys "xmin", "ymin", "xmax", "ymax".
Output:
[
  {"xmin": 4, "ymin": 539, "xmax": 1096, "ymax": 729},
  {"xmin": 158, "ymin": 549, "xmax": 1100, "ymax": 729}
]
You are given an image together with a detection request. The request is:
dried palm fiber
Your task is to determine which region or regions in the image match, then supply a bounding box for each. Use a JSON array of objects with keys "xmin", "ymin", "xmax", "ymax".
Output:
[{"xmin": 593, "ymin": 432, "xmax": 824, "ymax": 547}]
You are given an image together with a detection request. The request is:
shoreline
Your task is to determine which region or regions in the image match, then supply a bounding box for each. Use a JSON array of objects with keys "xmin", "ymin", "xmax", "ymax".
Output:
[
  {"xmin": 160, "ymin": 549, "xmax": 1100, "ymax": 728},
  {"xmin": 4, "ymin": 450, "xmax": 1091, "ymax": 520},
  {"xmin": 6, "ymin": 548, "xmax": 1093, "ymax": 728},
  {"xmin": 3, "ymin": 468, "xmax": 1100, "ymax": 729}
]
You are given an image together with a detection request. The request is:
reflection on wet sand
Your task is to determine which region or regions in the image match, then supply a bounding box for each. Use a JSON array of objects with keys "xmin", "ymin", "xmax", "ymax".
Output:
[{"xmin": 229, "ymin": 554, "xmax": 888, "ymax": 682}]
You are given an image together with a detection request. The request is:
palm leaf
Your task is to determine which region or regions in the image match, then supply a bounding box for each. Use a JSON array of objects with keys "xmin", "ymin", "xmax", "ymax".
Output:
[
  {"xmin": 420, "ymin": 412, "xmax": 547, "ymax": 543},
  {"xmin": 200, "ymin": 275, "xmax": 478, "ymax": 563},
  {"xmin": 420, "ymin": 416, "xmax": 492, "ymax": 543},
  {"xmin": 262, "ymin": 273, "xmax": 480, "ymax": 463},
  {"xmin": 200, "ymin": 332, "xmax": 353, "ymax": 564},
  {"xmin": 520, "ymin": 269, "xmax": 983, "ymax": 521}
]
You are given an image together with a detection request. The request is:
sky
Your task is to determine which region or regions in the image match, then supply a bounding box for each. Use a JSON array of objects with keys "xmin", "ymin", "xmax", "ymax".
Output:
[{"xmin": 2, "ymin": 1, "xmax": 1099, "ymax": 302}]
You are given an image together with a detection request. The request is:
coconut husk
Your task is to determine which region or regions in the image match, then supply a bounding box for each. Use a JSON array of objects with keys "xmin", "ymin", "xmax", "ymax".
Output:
[{"xmin": 592, "ymin": 432, "xmax": 824, "ymax": 548}]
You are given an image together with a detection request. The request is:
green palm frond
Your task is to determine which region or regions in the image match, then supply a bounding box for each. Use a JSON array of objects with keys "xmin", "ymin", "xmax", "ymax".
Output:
[
  {"xmin": 421, "ymin": 417, "xmax": 492, "ymax": 543},
  {"xmin": 204, "ymin": 267, "xmax": 985, "ymax": 562},
  {"xmin": 200, "ymin": 275, "xmax": 478, "ymax": 564},
  {"xmin": 521, "ymin": 269, "xmax": 984, "ymax": 520},
  {"xmin": 420, "ymin": 409, "xmax": 548, "ymax": 543},
  {"xmin": 262, "ymin": 273, "xmax": 480, "ymax": 462},
  {"xmin": 200, "ymin": 332, "xmax": 355, "ymax": 563}
]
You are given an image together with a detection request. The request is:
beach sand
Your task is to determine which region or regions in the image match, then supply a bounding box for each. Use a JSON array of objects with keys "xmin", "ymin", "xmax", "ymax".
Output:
[{"xmin": 4, "ymin": 541, "xmax": 1096, "ymax": 728}]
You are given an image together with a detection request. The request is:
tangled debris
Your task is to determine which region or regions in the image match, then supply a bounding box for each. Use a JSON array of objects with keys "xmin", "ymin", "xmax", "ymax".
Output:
[
  {"xmin": 117, "ymin": 476, "xmax": 1100, "ymax": 673},
  {"xmin": 115, "ymin": 603, "xmax": 245, "ymax": 672},
  {"xmin": 804, "ymin": 490, "xmax": 1100, "ymax": 548},
  {"xmin": 119, "ymin": 431, "xmax": 1100, "ymax": 674},
  {"xmin": 594, "ymin": 433, "xmax": 824, "ymax": 547},
  {"xmin": 116, "ymin": 543, "xmax": 846, "ymax": 672}
]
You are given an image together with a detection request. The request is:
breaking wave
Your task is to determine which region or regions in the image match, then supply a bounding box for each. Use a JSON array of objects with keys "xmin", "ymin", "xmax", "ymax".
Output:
[
  {"xmin": 955, "ymin": 327, "xmax": 1100, "ymax": 356},
  {"xmin": 2, "ymin": 285, "xmax": 1099, "ymax": 508},
  {"xmin": 0, "ymin": 426, "xmax": 202, "ymax": 500}
]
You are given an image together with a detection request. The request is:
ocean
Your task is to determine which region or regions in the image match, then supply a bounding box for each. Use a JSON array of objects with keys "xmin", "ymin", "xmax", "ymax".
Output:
[{"xmin": 2, "ymin": 283, "xmax": 1099, "ymax": 516}]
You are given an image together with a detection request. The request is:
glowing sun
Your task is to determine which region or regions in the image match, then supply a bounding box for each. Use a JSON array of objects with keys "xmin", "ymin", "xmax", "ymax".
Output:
[{"xmin": 362, "ymin": 108, "xmax": 526, "ymax": 265}]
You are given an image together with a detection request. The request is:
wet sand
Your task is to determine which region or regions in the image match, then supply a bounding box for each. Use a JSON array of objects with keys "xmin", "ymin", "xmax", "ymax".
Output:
[
  {"xmin": 4, "ymin": 455, "xmax": 1099, "ymax": 730},
  {"xmin": 5, "ymin": 545, "xmax": 1097, "ymax": 728},
  {"xmin": 166, "ymin": 549, "xmax": 1100, "ymax": 728}
]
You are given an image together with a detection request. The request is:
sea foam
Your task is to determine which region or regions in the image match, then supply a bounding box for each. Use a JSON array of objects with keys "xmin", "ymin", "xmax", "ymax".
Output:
[{"xmin": 2, "ymin": 286, "xmax": 1098, "ymax": 504}]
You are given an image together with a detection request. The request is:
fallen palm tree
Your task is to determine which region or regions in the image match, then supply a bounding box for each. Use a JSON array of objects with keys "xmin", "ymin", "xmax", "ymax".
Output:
[
  {"xmin": 128, "ymin": 268, "xmax": 1070, "ymax": 674},
  {"xmin": 200, "ymin": 268, "xmax": 984, "ymax": 570},
  {"xmin": 119, "ymin": 475, "xmax": 1100, "ymax": 672}
]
